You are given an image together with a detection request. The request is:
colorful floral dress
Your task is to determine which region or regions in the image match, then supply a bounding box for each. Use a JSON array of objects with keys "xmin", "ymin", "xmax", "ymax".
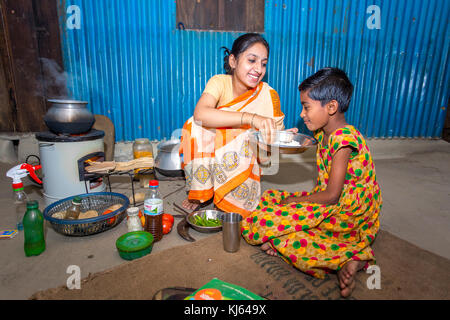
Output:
[{"xmin": 241, "ymin": 125, "xmax": 382, "ymax": 279}]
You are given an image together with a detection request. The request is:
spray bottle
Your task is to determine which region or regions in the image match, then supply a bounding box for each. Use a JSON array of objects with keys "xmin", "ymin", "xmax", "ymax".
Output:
[{"xmin": 6, "ymin": 164, "xmax": 42, "ymax": 230}]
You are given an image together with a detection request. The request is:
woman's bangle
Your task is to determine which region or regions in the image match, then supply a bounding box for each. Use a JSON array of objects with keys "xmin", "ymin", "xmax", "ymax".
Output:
[
  {"xmin": 251, "ymin": 113, "xmax": 257, "ymax": 128},
  {"xmin": 240, "ymin": 112, "xmax": 246, "ymax": 126}
]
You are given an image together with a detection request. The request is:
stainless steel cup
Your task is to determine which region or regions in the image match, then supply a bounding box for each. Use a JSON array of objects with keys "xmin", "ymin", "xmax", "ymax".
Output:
[{"xmin": 221, "ymin": 212, "xmax": 243, "ymax": 253}]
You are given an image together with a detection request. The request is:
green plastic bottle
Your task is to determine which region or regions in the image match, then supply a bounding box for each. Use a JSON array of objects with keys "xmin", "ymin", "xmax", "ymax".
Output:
[{"xmin": 23, "ymin": 200, "xmax": 45, "ymax": 257}]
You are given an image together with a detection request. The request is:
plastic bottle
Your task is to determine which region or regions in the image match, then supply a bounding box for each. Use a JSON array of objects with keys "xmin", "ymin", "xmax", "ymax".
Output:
[
  {"xmin": 66, "ymin": 196, "xmax": 82, "ymax": 220},
  {"xmin": 23, "ymin": 200, "xmax": 45, "ymax": 257},
  {"xmin": 6, "ymin": 163, "xmax": 42, "ymax": 230},
  {"xmin": 143, "ymin": 180, "xmax": 163, "ymax": 241},
  {"xmin": 127, "ymin": 207, "xmax": 143, "ymax": 232},
  {"xmin": 13, "ymin": 183, "xmax": 29, "ymax": 231}
]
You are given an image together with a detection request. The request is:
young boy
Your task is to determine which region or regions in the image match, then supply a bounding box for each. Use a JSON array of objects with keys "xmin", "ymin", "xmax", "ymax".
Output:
[{"xmin": 242, "ymin": 68, "xmax": 382, "ymax": 298}]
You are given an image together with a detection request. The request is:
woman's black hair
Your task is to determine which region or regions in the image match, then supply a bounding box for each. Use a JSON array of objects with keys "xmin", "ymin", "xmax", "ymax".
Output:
[
  {"xmin": 222, "ymin": 33, "xmax": 270, "ymax": 75},
  {"xmin": 298, "ymin": 67, "xmax": 354, "ymax": 113}
]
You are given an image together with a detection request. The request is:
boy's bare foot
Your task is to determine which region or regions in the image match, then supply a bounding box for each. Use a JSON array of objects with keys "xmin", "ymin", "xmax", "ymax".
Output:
[
  {"xmin": 261, "ymin": 242, "xmax": 278, "ymax": 257},
  {"xmin": 181, "ymin": 198, "xmax": 200, "ymax": 212},
  {"xmin": 337, "ymin": 260, "xmax": 366, "ymax": 298}
]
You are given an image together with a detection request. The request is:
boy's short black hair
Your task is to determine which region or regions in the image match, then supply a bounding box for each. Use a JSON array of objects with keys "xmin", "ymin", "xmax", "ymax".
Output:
[{"xmin": 298, "ymin": 67, "xmax": 354, "ymax": 113}]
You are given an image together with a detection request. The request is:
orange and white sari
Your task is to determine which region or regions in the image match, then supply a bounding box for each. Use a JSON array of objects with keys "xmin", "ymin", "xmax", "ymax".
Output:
[{"xmin": 179, "ymin": 81, "xmax": 285, "ymax": 218}]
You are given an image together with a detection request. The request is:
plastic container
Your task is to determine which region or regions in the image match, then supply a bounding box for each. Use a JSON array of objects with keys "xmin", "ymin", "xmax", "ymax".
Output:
[
  {"xmin": 133, "ymin": 138, "xmax": 153, "ymax": 159},
  {"xmin": 116, "ymin": 231, "xmax": 154, "ymax": 260},
  {"xmin": 23, "ymin": 200, "xmax": 46, "ymax": 257},
  {"xmin": 143, "ymin": 180, "xmax": 163, "ymax": 242},
  {"xmin": 126, "ymin": 207, "xmax": 143, "ymax": 232}
]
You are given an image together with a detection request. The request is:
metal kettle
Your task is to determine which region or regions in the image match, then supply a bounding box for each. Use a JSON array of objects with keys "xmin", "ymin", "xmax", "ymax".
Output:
[
  {"xmin": 154, "ymin": 139, "xmax": 184, "ymax": 178},
  {"xmin": 44, "ymin": 99, "xmax": 95, "ymax": 134}
]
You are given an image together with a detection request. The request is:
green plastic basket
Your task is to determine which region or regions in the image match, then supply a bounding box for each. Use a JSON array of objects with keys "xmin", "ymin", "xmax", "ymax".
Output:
[{"xmin": 116, "ymin": 231, "xmax": 154, "ymax": 260}]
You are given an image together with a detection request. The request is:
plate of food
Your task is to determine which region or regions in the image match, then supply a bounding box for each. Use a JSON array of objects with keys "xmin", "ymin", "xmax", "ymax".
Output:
[{"xmin": 250, "ymin": 130, "xmax": 317, "ymax": 154}]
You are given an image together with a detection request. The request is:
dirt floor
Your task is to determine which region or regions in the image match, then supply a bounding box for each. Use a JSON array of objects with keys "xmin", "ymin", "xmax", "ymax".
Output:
[{"xmin": 0, "ymin": 139, "xmax": 449, "ymax": 300}]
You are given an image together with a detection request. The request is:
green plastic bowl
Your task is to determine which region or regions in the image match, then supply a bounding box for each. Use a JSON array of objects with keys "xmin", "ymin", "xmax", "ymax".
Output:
[{"xmin": 116, "ymin": 231, "xmax": 154, "ymax": 260}]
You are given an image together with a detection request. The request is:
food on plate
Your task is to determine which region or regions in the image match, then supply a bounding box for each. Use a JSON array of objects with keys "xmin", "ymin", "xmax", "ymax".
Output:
[{"xmin": 279, "ymin": 140, "xmax": 301, "ymax": 147}]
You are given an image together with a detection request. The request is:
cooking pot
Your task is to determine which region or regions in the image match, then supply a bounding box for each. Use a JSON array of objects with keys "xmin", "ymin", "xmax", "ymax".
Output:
[
  {"xmin": 154, "ymin": 139, "xmax": 184, "ymax": 177},
  {"xmin": 44, "ymin": 99, "xmax": 95, "ymax": 134}
]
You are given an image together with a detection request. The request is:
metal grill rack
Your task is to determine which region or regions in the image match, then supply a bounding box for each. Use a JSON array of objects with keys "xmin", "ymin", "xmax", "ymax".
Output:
[{"xmin": 83, "ymin": 168, "xmax": 154, "ymax": 207}]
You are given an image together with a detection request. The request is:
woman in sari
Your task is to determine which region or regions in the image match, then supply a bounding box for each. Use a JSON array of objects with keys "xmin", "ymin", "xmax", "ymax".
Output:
[{"xmin": 179, "ymin": 33, "xmax": 294, "ymax": 217}]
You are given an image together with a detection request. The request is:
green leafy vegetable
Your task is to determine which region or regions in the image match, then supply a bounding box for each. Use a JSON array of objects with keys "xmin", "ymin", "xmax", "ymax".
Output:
[{"xmin": 191, "ymin": 214, "xmax": 221, "ymax": 227}]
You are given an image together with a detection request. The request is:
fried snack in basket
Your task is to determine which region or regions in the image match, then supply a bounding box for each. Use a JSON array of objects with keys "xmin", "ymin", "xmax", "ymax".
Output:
[{"xmin": 78, "ymin": 210, "xmax": 98, "ymax": 219}]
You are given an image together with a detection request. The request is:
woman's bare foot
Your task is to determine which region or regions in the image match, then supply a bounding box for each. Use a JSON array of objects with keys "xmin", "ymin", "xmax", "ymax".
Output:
[
  {"xmin": 337, "ymin": 260, "xmax": 366, "ymax": 298},
  {"xmin": 181, "ymin": 198, "xmax": 200, "ymax": 212},
  {"xmin": 261, "ymin": 242, "xmax": 278, "ymax": 257}
]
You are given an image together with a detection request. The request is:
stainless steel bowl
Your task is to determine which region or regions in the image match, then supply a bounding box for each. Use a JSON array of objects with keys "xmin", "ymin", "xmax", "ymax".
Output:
[
  {"xmin": 186, "ymin": 209, "xmax": 223, "ymax": 233},
  {"xmin": 250, "ymin": 130, "xmax": 317, "ymax": 154}
]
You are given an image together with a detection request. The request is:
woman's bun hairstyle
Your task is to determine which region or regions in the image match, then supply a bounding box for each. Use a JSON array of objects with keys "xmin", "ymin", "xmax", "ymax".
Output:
[
  {"xmin": 221, "ymin": 47, "xmax": 232, "ymax": 75},
  {"xmin": 222, "ymin": 33, "xmax": 269, "ymax": 75}
]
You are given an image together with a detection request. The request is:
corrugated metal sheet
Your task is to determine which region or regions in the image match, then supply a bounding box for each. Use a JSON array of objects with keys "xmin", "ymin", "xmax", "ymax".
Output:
[{"xmin": 57, "ymin": 0, "xmax": 449, "ymax": 141}]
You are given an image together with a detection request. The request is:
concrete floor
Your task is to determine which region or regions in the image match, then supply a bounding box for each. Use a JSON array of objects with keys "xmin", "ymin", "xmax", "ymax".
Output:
[{"xmin": 0, "ymin": 139, "xmax": 449, "ymax": 300}]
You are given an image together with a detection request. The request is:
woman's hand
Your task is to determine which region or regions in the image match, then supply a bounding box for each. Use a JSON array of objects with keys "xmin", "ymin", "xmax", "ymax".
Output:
[{"xmin": 251, "ymin": 114, "xmax": 276, "ymax": 144}]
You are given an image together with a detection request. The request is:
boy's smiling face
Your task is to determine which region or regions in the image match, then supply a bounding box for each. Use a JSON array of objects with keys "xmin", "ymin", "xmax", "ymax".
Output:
[{"xmin": 300, "ymin": 90, "xmax": 331, "ymax": 132}]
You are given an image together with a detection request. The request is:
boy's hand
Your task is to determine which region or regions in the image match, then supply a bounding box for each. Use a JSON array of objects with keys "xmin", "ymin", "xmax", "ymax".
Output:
[
  {"xmin": 285, "ymin": 127, "xmax": 299, "ymax": 133},
  {"xmin": 279, "ymin": 196, "xmax": 296, "ymax": 205}
]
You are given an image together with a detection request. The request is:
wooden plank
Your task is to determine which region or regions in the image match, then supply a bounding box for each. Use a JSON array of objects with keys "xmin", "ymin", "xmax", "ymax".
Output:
[
  {"xmin": 1, "ymin": 0, "xmax": 47, "ymax": 132},
  {"xmin": 32, "ymin": 0, "xmax": 67, "ymax": 100},
  {"xmin": 176, "ymin": 0, "xmax": 219, "ymax": 31},
  {"xmin": 223, "ymin": 0, "xmax": 247, "ymax": 32},
  {"xmin": 0, "ymin": 46, "xmax": 14, "ymax": 131},
  {"xmin": 176, "ymin": 0, "xmax": 264, "ymax": 32},
  {"xmin": 0, "ymin": 3, "xmax": 15, "ymax": 132},
  {"xmin": 246, "ymin": 0, "xmax": 264, "ymax": 32}
]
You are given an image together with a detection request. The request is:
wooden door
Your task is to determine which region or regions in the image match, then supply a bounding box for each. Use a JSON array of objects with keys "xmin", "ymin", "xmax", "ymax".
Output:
[{"xmin": 0, "ymin": 0, "xmax": 65, "ymax": 133}]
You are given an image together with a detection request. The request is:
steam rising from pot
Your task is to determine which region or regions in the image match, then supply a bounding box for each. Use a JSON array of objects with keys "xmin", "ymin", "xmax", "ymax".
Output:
[{"xmin": 39, "ymin": 57, "xmax": 70, "ymax": 99}]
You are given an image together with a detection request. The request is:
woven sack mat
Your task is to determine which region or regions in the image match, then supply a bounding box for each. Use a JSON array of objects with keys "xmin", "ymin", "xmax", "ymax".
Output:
[{"xmin": 30, "ymin": 230, "xmax": 450, "ymax": 300}]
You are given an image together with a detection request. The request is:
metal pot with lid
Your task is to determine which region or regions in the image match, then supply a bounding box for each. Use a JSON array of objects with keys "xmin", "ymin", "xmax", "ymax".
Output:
[
  {"xmin": 154, "ymin": 139, "xmax": 184, "ymax": 178},
  {"xmin": 44, "ymin": 99, "xmax": 95, "ymax": 134}
]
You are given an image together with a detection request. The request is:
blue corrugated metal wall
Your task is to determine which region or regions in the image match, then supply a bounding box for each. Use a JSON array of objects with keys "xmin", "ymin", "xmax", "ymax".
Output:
[{"xmin": 57, "ymin": 0, "xmax": 449, "ymax": 141}]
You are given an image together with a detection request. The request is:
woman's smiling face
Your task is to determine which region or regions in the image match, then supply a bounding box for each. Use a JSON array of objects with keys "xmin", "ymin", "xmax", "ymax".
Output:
[{"xmin": 229, "ymin": 42, "xmax": 268, "ymax": 89}]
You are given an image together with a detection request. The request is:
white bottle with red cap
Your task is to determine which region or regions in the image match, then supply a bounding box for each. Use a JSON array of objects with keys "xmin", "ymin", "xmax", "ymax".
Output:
[
  {"xmin": 143, "ymin": 180, "xmax": 163, "ymax": 241},
  {"xmin": 6, "ymin": 164, "xmax": 42, "ymax": 231},
  {"xmin": 12, "ymin": 182, "xmax": 29, "ymax": 231}
]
